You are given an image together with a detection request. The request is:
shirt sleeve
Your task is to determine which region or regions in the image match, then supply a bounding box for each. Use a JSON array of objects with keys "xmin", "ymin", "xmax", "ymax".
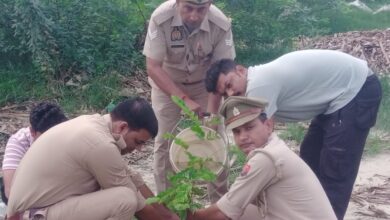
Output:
[
  {"xmin": 142, "ymin": 18, "xmax": 167, "ymax": 61},
  {"xmin": 211, "ymin": 28, "xmax": 236, "ymax": 62},
  {"xmin": 216, "ymin": 153, "xmax": 277, "ymax": 220},
  {"xmin": 85, "ymin": 145, "xmax": 146, "ymax": 211},
  {"xmin": 126, "ymin": 166, "xmax": 146, "ymax": 188},
  {"xmin": 2, "ymin": 127, "xmax": 32, "ymax": 170}
]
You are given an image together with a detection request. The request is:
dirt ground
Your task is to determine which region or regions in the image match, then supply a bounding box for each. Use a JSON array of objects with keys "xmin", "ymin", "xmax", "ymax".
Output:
[{"xmin": 0, "ymin": 103, "xmax": 389, "ymax": 220}]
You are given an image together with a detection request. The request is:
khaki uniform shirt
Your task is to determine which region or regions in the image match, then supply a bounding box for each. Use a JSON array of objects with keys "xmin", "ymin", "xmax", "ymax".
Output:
[
  {"xmin": 7, "ymin": 114, "xmax": 146, "ymax": 216},
  {"xmin": 143, "ymin": 0, "xmax": 235, "ymax": 85},
  {"xmin": 217, "ymin": 134, "xmax": 336, "ymax": 220}
]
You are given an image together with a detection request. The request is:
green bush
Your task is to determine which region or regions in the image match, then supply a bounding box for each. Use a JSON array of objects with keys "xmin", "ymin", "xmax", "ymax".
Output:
[
  {"xmin": 325, "ymin": 4, "xmax": 390, "ymax": 33},
  {"xmin": 58, "ymin": 74, "xmax": 121, "ymax": 113},
  {"xmin": 216, "ymin": 0, "xmax": 331, "ymax": 65},
  {"xmin": 1, "ymin": 0, "xmax": 389, "ymax": 112},
  {"xmin": 377, "ymin": 76, "xmax": 390, "ymax": 132},
  {"xmin": 0, "ymin": 66, "xmax": 48, "ymax": 105},
  {"xmin": 0, "ymin": 0, "xmax": 159, "ymax": 79},
  {"xmin": 279, "ymin": 123, "xmax": 307, "ymax": 144},
  {"xmin": 364, "ymin": 132, "xmax": 390, "ymax": 156}
]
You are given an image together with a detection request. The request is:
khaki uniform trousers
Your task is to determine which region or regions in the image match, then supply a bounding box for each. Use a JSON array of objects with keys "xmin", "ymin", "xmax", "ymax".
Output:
[
  {"xmin": 30, "ymin": 187, "xmax": 138, "ymax": 220},
  {"xmin": 151, "ymin": 80, "xmax": 228, "ymax": 203}
]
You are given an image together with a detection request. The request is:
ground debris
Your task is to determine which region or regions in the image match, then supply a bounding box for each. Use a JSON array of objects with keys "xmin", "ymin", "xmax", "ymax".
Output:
[
  {"xmin": 296, "ymin": 29, "xmax": 390, "ymax": 74},
  {"xmin": 351, "ymin": 175, "xmax": 390, "ymax": 219},
  {"xmin": 118, "ymin": 71, "xmax": 151, "ymax": 101}
]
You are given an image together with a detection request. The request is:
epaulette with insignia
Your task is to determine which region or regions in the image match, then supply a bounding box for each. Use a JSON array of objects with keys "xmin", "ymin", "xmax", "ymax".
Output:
[{"xmin": 151, "ymin": 1, "xmax": 176, "ymax": 26}]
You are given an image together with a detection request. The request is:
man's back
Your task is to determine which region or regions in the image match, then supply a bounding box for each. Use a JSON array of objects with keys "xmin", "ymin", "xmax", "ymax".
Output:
[
  {"xmin": 7, "ymin": 114, "xmax": 136, "ymax": 215},
  {"xmin": 247, "ymin": 49, "xmax": 370, "ymax": 122},
  {"xmin": 260, "ymin": 135, "xmax": 335, "ymax": 219}
]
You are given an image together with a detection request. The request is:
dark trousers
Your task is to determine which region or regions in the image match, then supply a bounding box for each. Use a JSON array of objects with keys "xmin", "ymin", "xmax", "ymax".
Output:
[
  {"xmin": 300, "ymin": 74, "xmax": 382, "ymax": 220},
  {"xmin": 0, "ymin": 177, "xmax": 7, "ymax": 204}
]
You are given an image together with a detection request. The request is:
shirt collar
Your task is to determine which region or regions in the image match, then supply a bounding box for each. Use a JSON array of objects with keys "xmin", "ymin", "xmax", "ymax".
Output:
[
  {"xmin": 103, "ymin": 114, "xmax": 127, "ymax": 150},
  {"xmin": 247, "ymin": 133, "xmax": 277, "ymax": 159},
  {"xmin": 171, "ymin": 8, "xmax": 210, "ymax": 32},
  {"xmin": 199, "ymin": 13, "xmax": 210, "ymax": 32}
]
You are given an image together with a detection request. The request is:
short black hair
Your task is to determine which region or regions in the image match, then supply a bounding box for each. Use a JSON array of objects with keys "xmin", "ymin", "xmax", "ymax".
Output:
[
  {"xmin": 110, "ymin": 97, "xmax": 158, "ymax": 138},
  {"xmin": 30, "ymin": 102, "xmax": 68, "ymax": 133},
  {"xmin": 205, "ymin": 59, "xmax": 237, "ymax": 93},
  {"xmin": 258, "ymin": 112, "xmax": 268, "ymax": 123}
]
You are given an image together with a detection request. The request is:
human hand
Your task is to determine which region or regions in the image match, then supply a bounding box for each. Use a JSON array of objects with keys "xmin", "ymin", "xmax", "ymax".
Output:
[
  {"xmin": 183, "ymin": 98, "xmax": 202, "ymax": 115},
  {"xmin": 202, "ymin": 113, "xmax": 221, "ymax": 131},
  {"xmin": 6, "ymin": 213, "xmax": 21, "ymax": 220}
]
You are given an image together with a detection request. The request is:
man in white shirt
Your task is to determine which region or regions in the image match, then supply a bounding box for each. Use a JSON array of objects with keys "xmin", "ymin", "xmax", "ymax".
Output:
[{"xmin": 204, "ymin": 50, "xmax": 382, "ymax": 219}]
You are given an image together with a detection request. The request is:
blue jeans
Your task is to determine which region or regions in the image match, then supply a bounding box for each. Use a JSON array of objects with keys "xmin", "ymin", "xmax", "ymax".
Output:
[{"xmin": 300, "ymin": 74, "xmax": 382, "ymax": 220}]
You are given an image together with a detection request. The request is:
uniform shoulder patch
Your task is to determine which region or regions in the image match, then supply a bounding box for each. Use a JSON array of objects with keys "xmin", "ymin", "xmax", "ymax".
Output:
[
  {"xmin": 240, "ymin": 164, "xmax": 251, "ymax": 176},
  {"xmin": 151, "ymin": 1, "xmax": 176, "ymax": 26}
]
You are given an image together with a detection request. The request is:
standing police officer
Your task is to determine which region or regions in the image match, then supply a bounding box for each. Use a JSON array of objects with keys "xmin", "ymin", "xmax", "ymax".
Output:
[{"xmin": 143, "ymin": 0, "xmax": 235, "ymax": 201}]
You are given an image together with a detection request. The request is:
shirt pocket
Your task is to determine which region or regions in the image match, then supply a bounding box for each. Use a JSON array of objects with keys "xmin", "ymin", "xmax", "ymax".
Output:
[
  {"xmin": 167, "ymin": 45, "xmax": 186, "ymax": 64},
  {"xmin": 192, "ymin": 42, "xmax": 213, "ymax": 66},
  {"xmin": 355, "ymin": 97, "xmax": 381, "ymax": 129},
  {"xmin": 320, "ymin": 147, "xmax": 349, "ymax": 180}
]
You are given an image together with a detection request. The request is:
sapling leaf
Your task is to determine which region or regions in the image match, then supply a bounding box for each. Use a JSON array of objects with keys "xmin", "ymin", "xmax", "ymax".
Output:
[
  {"xmin": 192, "ymin": 186, "xmax": 204, "ymax": 196},
  {"xmin": 190, "ymin": 125, "xmax": 205, "ymax": 139},
  {"xmin": 163, "ymin": 133, "xmax": 175, "ymax": 140},
  {"xmin": 146, "ymin": 95, "xmax": 222, "ymax": 220},
  {"xmin": 196, "ymin": 168, "xmax": 217, "ymax": 182},
  {"xmin": 145, "ymin": 197, "xmax": 160, "ymax": 204},
  {"xmin": 189, "ymin": 202, "xmax": 203, "ymax": 211},
  {"xmin": 173, "ymin": 203, "xmax": 191, "ymax": 211},
  {"xmin": 164, "ymin": 133, "xmax": 189, "ymax": 149},
  {"xmin": 206, "ymin": 130, "xmax": 219, "ymax": 140},
  {"xmin": 174, "ymin": 138, "xmax": 189, "ymax": 150},
  {"xmin": 209, "ymin": 116, "xmax": 221, "ymax": 126}
]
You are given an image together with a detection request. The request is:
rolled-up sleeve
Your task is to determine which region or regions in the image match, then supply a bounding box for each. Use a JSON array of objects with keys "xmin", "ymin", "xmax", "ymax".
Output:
[
  {"xmin": 217, "ymin": 153, "xmax": 276, "ymax": 220},
  {"xmin": 126, "ymin": 167, "xmax": 145, "ymax": 188}
]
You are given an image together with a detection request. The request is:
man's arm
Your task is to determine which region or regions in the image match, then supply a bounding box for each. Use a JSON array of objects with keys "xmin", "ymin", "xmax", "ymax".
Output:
[
  {"xmin": 137, "ymin": 184, "xmax": 154, "ymax": 199},
  {"xmin": 87, "ymin": 146, "xmax": 178, "ymax": 220},
  {"xmin": 136, "ymin": 203, "xmax": 179, "ymax": 220},
  {"xmin": 206, "ymin": 26, "xmax": 235, "ymax": 114},
  {"xmin": 207, "ymin": 93, "xmax": 222, "ymax": 114},
  {"xmin": 187, "ymin": 204, "xmax": 229, "ymax": 220},
  {"xmin": 2, "ymin": 128, "xmax": 31, "ymax": 199},
  {"xmin": 146, "ymin": 57, "xmax": 201, "ymax": 113},
  {"xmin": 136, "ymin": 184, "xmax": 179, "ymax": 220},
  {"xmin": 3, "ymin": 170, "xmax": 15, "ymax": 199}
]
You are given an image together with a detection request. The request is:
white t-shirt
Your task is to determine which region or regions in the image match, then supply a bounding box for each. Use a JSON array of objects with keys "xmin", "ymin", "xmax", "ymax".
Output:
[{"xmin": 246, "ymin": 50, "xmax": 369, "ymax": 122}]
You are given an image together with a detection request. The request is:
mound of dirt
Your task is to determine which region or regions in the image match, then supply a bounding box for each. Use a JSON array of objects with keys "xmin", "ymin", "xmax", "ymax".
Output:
[{"xmin": 296, "ymin": 29, "xmax": 390, "ymax": 74}]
